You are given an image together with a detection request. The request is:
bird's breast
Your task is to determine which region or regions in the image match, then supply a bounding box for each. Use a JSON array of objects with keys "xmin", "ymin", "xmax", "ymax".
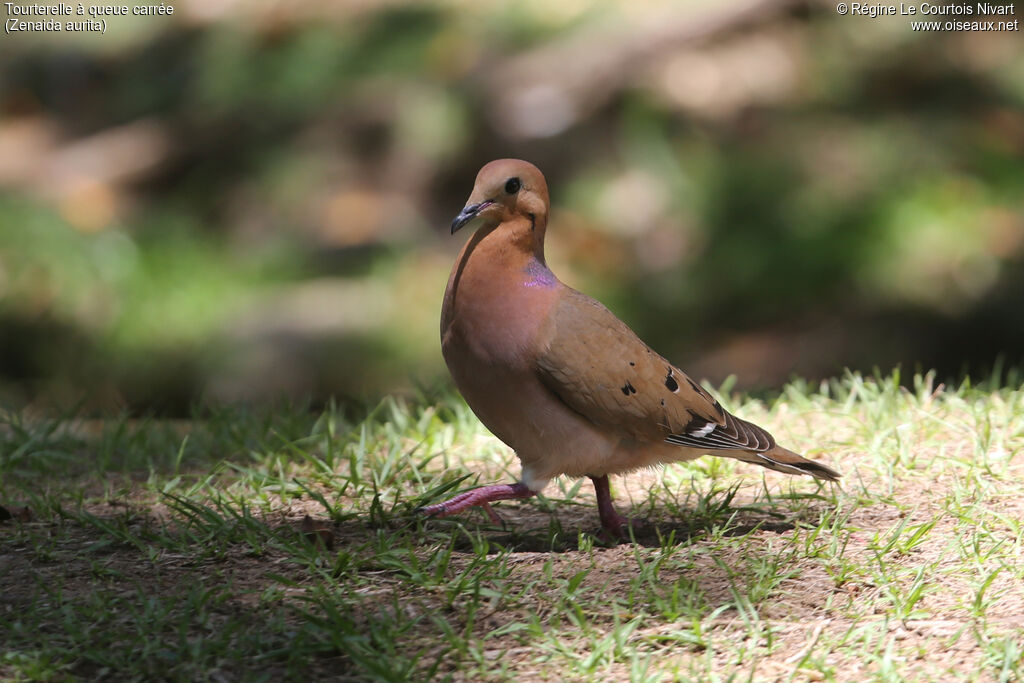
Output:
[
  {"xmin": 441, "ymin": 276, "xmax": 555, "ymax": 369},
  {"xmin": 440, "ymin": 241, "xmax": 566, "ymax": 449},
  {"xmin": 441, "ymin": 244, "xmax": 559, "ymax": 368}
]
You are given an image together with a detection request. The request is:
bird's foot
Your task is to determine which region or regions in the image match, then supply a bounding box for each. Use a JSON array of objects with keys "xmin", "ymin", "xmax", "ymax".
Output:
[
  {"xmin": 597, "ymin": 512, "xmax": 644, "ymax": 544},
  {"xmin": 418, "ymin": 482, "xmax": 534, "ymax": 522}
]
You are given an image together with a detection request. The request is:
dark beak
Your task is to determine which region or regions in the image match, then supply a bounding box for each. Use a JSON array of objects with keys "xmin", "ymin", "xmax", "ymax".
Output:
[{"xmin": 450, "ymin": 201, "xmax": 492, "ymax": 234}]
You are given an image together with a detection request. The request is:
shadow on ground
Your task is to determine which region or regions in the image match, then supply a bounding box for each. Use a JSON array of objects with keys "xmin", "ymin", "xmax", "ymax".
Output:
[{"xmin": 351, "ymin": 501, "xmax": 811, "ymax": 553}]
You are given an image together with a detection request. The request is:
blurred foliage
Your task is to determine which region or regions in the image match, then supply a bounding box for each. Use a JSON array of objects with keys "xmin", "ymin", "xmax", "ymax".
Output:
[{"xmin": 0, "ymin": 0, "xmax": 1022, "ymax": 414}]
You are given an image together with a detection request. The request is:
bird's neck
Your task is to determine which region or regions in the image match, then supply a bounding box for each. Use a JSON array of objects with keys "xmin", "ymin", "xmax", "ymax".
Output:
[
  {"xmin": 466, "ymin": 214, "xmax": 547, "ymax": 266},
  {"xmin": 501, "ymin": 213, "xmax": 546, "ymax": 261},
  {"xmin": 442, "ymin": 214, "xmax": 561, "ymax": 364},
  {"xmin": 445, "ymin": 214, "xmax": 557, "ymax": 314},
  {"xmin": 475, "ymin": 218, "xmax": 545, "ymax": 273}
]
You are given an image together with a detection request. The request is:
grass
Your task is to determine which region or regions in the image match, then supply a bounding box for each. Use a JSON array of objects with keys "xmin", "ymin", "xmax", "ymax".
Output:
[{"xmin": 1, "ymin": 370, "xmax": 1023, "ymax": 681}]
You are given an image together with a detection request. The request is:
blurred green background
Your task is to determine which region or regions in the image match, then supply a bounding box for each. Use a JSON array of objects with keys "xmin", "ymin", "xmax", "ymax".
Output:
[{"xmin": 1, "ymin": 0, "xmax": 1022, "ymax": 414}]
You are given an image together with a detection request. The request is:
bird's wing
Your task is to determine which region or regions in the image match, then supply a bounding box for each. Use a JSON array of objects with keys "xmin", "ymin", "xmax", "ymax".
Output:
[{"xmin": 535, "ymin": 289, "xmax": 775, "ymax": 452}]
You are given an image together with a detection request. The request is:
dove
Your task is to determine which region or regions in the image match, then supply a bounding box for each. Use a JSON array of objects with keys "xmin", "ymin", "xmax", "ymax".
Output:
[{"xmin": 421, "ymin": 159, "xmax": 839, "ymax": 539}]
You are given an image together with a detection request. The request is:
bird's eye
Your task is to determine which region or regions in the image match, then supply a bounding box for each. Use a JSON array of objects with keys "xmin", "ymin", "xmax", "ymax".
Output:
[{"xmin": 505, "ymin": 177, "xmax": 521, "ymax": 194}]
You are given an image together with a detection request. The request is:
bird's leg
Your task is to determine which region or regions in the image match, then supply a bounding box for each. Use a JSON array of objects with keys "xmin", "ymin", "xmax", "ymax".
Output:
[
  {"xmin": 419, "ymin": 482, "xmax": 534, "ymax": 521},
  {"xmin": 589, "ymin": 474, "xmax": 631, "ymax": 540}
]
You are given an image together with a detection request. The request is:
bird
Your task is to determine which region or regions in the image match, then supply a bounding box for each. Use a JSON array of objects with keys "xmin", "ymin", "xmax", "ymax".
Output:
[{"xmin": 421, "ymin": 159, "xmax": 839, "ymax": 539}]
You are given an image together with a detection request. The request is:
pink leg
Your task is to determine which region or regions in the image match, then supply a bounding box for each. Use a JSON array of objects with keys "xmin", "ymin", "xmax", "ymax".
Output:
[
  {"xmin": 590, "ymin": 475, "xmax": 630, "ymax": 540},
  {"xmin": 419, "ymin": 482, "xmax": 534, "ymax": 523}
]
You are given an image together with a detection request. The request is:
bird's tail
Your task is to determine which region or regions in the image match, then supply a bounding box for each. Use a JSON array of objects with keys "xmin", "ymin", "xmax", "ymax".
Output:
[{"xmin": 747, "ymin": 445, "xmax": 841, "ymax": 481}]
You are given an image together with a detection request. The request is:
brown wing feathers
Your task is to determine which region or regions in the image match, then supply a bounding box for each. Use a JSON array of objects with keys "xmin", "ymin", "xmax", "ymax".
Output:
[
  {"xmin": 536, "ymin": 291, "xmax": 725, "ymax": 439},
  {"xmin": 538, "ymin": 289, "xmax": 782, "ymax": 453}
]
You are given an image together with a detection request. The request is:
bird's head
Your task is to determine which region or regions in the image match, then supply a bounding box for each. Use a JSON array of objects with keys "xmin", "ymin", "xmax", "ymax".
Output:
[{"xmin": 450, "ymin": 159, "xmax": 550, "ymax": 239}]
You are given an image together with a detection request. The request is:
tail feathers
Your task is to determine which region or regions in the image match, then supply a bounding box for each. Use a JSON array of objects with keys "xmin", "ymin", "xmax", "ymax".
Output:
[{"xmin": 751, "ymin": 446, "xmax": 841, "ymax": 481}]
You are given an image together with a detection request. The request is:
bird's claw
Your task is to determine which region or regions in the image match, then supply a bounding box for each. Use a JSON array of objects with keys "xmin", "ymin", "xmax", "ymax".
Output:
[{"xmin": 479, "ymin": 502, "xmax": 507, "ymax": 526}]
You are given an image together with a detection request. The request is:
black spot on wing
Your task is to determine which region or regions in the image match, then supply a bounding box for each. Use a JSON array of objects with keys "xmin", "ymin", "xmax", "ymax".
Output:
[
  {"xmin": 665, "ymin": 368, "xmax": 679, "ymax": 392},
  {"xmin": 621, "ymin": 381, "xmax": 637, "ymax": 396}
]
